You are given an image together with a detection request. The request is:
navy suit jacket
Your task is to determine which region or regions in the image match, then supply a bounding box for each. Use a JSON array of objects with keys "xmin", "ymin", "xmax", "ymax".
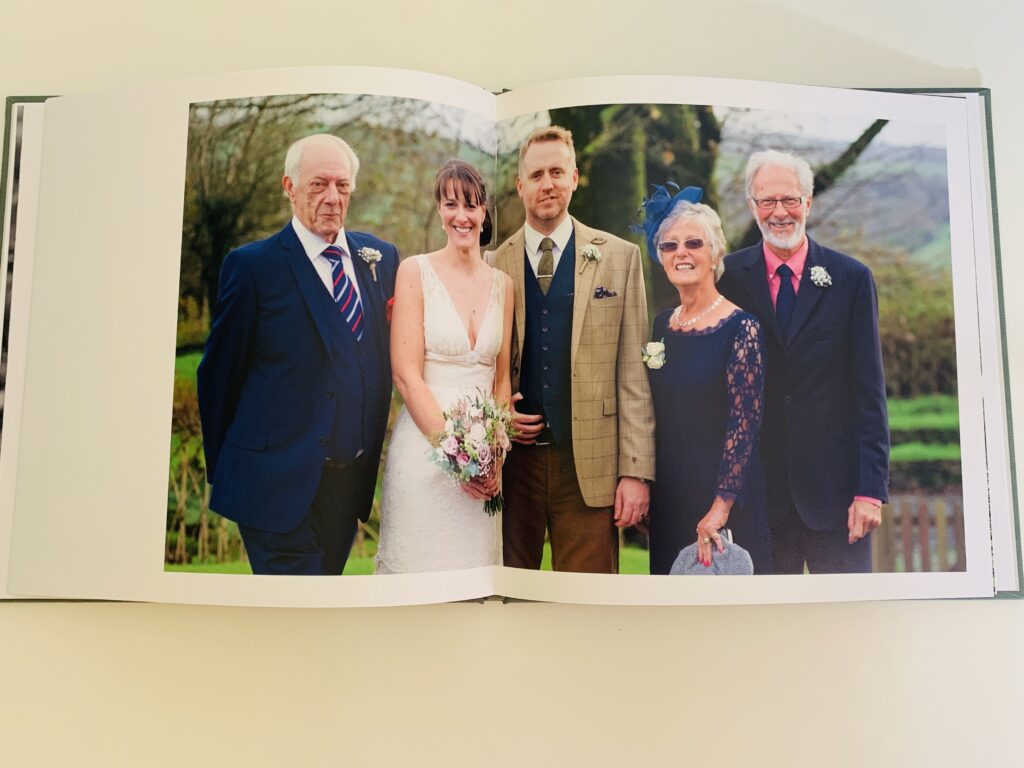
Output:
[
  {"xmin": 718, "ymin": 238, "xmax": 889, "ymax": 531},
  {"xmin": 197, "ymin": 222, "xmax": 398, "ymax": 533}
]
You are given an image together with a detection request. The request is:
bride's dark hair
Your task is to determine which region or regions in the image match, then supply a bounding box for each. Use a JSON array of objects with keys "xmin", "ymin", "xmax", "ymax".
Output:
[{"xmin": 433, "ymin": 159, "xmax": 492, "ymax": 246}]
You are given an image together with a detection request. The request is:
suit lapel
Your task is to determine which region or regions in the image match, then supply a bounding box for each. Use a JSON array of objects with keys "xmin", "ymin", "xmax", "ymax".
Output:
[
  {"xmin": 281, "ymin": 223, "xmax": 332, "ymax": 352},
  {"xmin": 735, "ymin": 245, "xmax": 782, "ymax": 345},
  {"xmin": 345, "ymin": 232, "xmax": 388, "ymax": 359},
  {"xmin": 345, "ymin": 233, "xmax": 383, "ymax": 321},
  {"xmin": 786, "ymin": 238, "xmax": 827, "ymax": 346},
  {"xmin": 498, "ymin": 227, "xmax": 528, "ymax": 364},
  {"xmin": 571, "ymin": 218, "xmax": 600, "ymax": 373}
]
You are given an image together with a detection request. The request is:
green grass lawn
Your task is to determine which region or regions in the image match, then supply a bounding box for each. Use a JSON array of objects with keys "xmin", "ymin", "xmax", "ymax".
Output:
[
  {"xmin": 175, "ymin": 351, "xmax": 202, "ymax": 383},
  {"xmin": 165, "ymin": 544, "xmax": 651, "ymax": 576},
  {"xmin": 890, "ymin": 441, "xmax": 962, "ymax": 462},
  {"xmin": 887, "ymin": 394, "xmax": 959, "ymax": 431}
]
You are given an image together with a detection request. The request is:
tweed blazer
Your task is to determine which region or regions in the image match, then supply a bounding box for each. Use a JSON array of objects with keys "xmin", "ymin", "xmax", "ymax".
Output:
[{"xmin": 487, "ymin": 217, "xmax": 655, "ymax": 507}]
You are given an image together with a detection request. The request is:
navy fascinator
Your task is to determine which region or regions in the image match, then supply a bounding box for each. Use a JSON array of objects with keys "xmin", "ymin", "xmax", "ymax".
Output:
[{"xmin": 632, "ymin": 183, "xmax": 704, "ymax": 266}]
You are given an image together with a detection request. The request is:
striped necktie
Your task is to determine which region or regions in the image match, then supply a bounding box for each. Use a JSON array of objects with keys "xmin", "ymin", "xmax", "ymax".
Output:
[{"xmin": 322, "ymin": 244, "xmax": 364, "ymax": 342}]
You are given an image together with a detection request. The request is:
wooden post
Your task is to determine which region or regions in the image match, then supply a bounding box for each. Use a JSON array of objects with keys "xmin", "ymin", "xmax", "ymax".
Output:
[
  {"xmin": 917, "ymin": 498, "xmax": 932, "ymax": 572},
  {"xmin": 900, "ymin": 495, "xmax": 916, "ymax": 572},
  {"xmin": 952, "ymin": 495, "xmax": 967, "ymax": 571},
  {"xmin": 935, "ymin": 496, "xmax": 950, "ymax": 572}
]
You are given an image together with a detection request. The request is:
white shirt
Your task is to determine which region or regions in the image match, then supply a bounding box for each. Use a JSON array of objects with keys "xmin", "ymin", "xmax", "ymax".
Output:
[
  {"xmin": 290, "ymin": 215, "xmax": 362, "ymax": 301},
  {"xmin": 524, "ymin": 217, "xmax": 574, "ymax": 277}
]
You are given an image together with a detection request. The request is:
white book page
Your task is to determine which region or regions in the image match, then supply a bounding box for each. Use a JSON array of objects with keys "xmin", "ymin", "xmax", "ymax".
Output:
[
  {"xmin": 0, "ymin": 101, "xmax": 44, "ymax": 599},
  {"xmin": 5, "ymin": 67, "xmax": 500, "ymax": 607},
  {"xmin": 955, "ymin": 92, "xmax": 1019, "ymax": 592}
]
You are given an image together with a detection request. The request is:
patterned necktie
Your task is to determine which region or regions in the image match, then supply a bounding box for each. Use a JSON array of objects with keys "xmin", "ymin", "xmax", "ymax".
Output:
[
  {"xmin": 537, "ymin": 237, "xmax": 555, "ymax": 295},
  {"xmin": 322, "ymin": 244, "xmax": 364, "ymax": 342},
  {"xmin": 775, "ymin": 262, "xmax": 796, "ymax": 341}
]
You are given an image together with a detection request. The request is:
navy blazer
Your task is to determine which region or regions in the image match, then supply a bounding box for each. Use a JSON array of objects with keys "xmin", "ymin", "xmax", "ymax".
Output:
[
  {"xmin": 197, "ymin": 222, "xmax": 398, "ymax": 533},
  {"xmin": 718, "ymin": 238, "xmax": 889, "ymax": 531}
]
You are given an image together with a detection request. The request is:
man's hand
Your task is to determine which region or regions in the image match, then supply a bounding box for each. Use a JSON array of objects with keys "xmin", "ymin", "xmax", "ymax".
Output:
[
  {"xmin": 614, "ymin": 477, "xmax": 650, "ymax": 528},
  {"xmin": 847, "ymin": 499, "xmax": 882, "ymax": 544},
  {"xmin": 510, "ymin": 392, "xmax": 544, "ymax": 445}
]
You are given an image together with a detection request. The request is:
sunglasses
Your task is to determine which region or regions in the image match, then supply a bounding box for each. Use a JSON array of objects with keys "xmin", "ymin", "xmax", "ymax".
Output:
[{"xmin": 656, "ymin": 238, "xmax": 706, "ymax": 254}]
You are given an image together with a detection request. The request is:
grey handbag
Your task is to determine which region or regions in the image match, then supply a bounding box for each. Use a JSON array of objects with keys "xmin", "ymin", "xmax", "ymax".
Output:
[{"xmin": 669, "ymin": 529, "xmax": 755, "ymax": 575}]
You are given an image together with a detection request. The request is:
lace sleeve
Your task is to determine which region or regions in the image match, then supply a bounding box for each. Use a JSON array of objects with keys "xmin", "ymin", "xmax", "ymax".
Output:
[{"xmin": 716, "ymin": 316, "xmax": 765, "ymax": 502}]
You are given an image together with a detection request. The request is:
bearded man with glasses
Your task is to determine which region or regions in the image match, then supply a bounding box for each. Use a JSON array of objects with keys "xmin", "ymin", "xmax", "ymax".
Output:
[{"xmin": 717, "ymin": 149, "xmax": 890, "ymax": 574}]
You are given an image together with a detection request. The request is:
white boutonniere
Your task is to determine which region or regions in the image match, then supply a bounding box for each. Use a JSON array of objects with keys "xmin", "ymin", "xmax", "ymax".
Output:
[
  {"xmin": 810, "ymin": 265, "xmax": 832, "ymax": 288},
  {"xmin": 579, "ymin": 244, "xmax": 602, "ymax": 274},
  {"xmin": 642, "ymin": 340, "xmax": 666, "ymax": 370},
  {"xmin": 359, "ymin": 247, "xmax": 383, "ymax": 281}
]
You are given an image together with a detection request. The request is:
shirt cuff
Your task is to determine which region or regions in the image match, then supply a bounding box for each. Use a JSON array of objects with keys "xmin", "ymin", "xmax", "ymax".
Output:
[{"xmin": 854, "ymin": 495, "xmax": 882, "ymax": 508}]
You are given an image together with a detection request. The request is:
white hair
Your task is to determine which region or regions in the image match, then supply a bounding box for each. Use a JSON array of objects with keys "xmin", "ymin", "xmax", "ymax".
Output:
[
  {"xmin": 655, "ymin": 201, "xmax": 728, "ymax": 282},
  {"xmin": 744, "ymin": 149, "xmax": 814, "ymax": 198},
  {"xmin": 283, "ymin": 133, "xmax": 360, "ymax": 191}
]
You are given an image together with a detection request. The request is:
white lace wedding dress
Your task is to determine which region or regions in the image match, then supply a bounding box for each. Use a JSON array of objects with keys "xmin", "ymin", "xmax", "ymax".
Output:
[{"xmin": 375, "ymin": 255, "xmax": 504, "ymax": 574}]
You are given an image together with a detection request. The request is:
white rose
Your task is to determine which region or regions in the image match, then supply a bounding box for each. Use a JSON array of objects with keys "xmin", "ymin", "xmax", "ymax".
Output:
[
  {"xmin": 646, "ymin": 341, "xmax": 665, "ymax": 356},
  {"xmin": 647, "ymin": 356, "xmax": 665, "ymax": 370},
  {"xmin": 468, "ymin": 423, "xmax": 488, "ymax": 443}
]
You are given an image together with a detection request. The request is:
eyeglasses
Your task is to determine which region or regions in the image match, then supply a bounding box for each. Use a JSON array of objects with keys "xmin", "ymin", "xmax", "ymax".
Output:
[
  {"xmin": 656, "ymin": 238, "xmax": 706, "ymax": 254},
  {"xmin": 750, "ymin": 196, "xmax": 804, "ymax": 210}
]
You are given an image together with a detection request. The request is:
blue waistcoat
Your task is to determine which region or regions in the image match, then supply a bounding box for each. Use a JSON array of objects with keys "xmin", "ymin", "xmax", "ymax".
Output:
[
  {"xmin": 317, "ymin": 283, "xmax": 385, "ymax": 462},
  {"xmin": 520, "ymin": 232, "xmax": 575, "ymax": 444}
]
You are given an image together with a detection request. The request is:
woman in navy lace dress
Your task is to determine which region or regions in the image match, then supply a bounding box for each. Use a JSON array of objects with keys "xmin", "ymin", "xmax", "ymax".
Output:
[{"xmin": 639, "ymin": 188, "xmax": 772, "ymax": 574}]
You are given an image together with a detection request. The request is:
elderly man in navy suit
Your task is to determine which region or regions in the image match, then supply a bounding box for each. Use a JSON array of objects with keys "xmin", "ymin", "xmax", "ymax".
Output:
[
  {"xmin": 197, "ymin": 134, "xmax": 398, "ymax": 575},
  {"xmin": 718, "ymin": 149, "xmax": 889, "ymax": 574}
]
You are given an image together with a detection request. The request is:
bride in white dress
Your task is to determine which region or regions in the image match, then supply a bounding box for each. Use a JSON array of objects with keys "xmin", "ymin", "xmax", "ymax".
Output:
[{"xmin": 375, "ymin": 161, "xmax": 514, "ymax": 574}]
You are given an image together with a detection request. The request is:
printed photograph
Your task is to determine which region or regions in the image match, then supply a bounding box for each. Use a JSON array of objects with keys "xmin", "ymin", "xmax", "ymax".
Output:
[
  {"xmin": 168, "ymin": 90, "xmax": 964, "ymax": 579},
  {"xmin": 167, "ymin": 92, "xmax": 497, "ymax": 576},
  {"xmin": 496, "ymin": 103, "xmax": 961, "ymax": 575}
]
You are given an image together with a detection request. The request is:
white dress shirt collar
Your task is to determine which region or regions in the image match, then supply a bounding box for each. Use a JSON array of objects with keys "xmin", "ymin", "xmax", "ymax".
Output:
[
  {"xmin": 524, "ymin": 216, "xmax": 574, "ymax": 276},
  {"xmin": 290, "ymin": 216, "xmax": 360, "ymax": 298},
  {"xmin": 291, "ymin": 215, "xmax": 349, "ymax": 260}
]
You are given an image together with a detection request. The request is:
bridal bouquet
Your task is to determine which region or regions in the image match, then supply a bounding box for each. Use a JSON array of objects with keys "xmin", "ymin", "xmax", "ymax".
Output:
[{"xmin": 431, "ymin": 390, "xmax": 516, "ymax": 516}]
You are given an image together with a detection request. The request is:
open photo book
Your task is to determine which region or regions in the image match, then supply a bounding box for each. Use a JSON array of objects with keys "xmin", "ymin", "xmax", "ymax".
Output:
[{"xmin": 0, "ymin": 66, "xmax": 1016, "ymax": 607}]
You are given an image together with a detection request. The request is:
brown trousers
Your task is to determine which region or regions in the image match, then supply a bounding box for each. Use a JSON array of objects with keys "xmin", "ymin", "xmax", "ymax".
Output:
[{"xmin": 502, "ymin": 441, "xmax": 618, "ymax": 573}]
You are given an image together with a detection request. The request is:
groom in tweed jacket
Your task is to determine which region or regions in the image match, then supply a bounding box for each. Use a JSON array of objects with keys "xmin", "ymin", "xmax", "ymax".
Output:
[{"xmin": 488, "ymin": 126, "xmax": 654, "ymax": 573}]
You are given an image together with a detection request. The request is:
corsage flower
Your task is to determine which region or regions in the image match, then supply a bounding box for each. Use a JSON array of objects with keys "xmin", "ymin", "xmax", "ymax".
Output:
[
  {"xmin": 359, "ymin": 247, "xmax": 383, "ymax": 281},
  {"xmin": 810, "ymin": 265, "xmax": 832, "ymax": 288},
  {"xmin": 642, "ymin": 340, "xmax": 666, "ymax": 370},
  {"xmin": 579, "ymin": 244, "xmax": 602, "ymax": 274}
]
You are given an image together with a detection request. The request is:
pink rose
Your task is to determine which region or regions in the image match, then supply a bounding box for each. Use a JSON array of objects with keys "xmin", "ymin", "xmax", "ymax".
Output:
[
  {"xmin": 477, "ymin": 444, "xmax": 492, "ymax": 466},
  {"xmin": 442, "ymin": 436, "xmax": 460, "ymax": 455},
  {"xmin": 457, "ymin": 452, "xmax": 471, "ymax": 467}
]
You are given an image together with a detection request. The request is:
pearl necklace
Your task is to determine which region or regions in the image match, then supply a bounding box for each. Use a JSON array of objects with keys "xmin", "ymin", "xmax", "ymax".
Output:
[{"xmin": 671, "ymin": 294, "xmax": 724, "ymax": 329}]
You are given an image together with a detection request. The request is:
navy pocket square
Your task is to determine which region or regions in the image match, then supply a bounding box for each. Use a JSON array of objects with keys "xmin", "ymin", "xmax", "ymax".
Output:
[{"xmin": 594, "ymin": 286, "xmax": 618, "ymax": 299}]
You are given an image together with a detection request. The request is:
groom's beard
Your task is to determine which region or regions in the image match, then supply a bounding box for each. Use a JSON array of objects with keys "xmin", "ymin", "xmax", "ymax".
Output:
[{"xmin": 758, "ymin": 216, "xmax": 806, "ymax": 251}]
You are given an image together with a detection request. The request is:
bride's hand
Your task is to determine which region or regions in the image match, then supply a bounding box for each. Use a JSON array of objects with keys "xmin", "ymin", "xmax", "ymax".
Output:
[
  {"xmin": 459, "ymin": 480, "xmax": 491, "ymax": 500},
  {"xmin": 461, "ymin": 463, "xmax": 501, "ymax": 499}
]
